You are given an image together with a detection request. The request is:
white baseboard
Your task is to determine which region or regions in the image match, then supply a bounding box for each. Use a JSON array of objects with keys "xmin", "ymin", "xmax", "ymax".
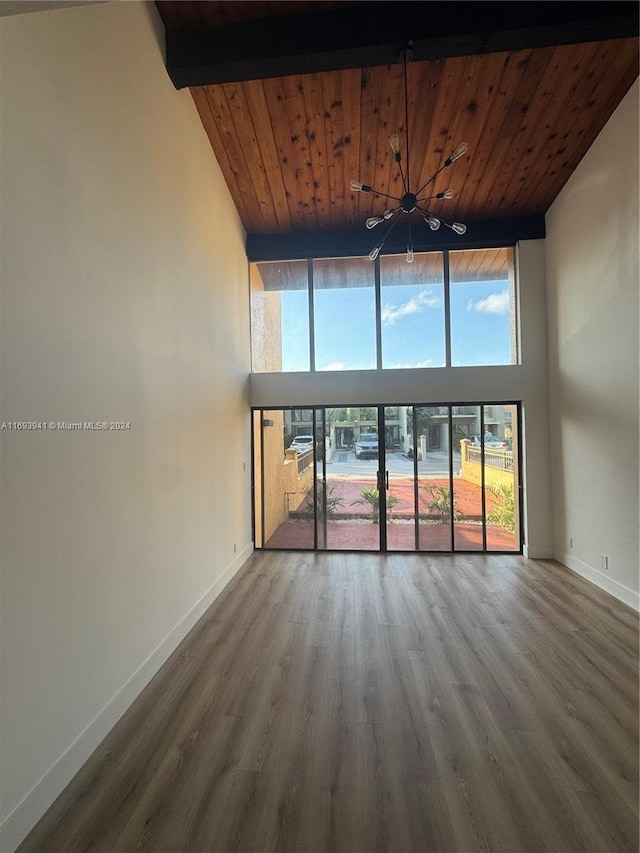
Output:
[
  {"xmin": 553, "ymin": 550, "xmax": 639, "ymax": 612},
  {"xmin": 0, "ymin": 542, "xmax": 254, "ymax": 853},
  {"xmin": 523, "ymin": 543, "xmax": 554, "ymax": 559}
]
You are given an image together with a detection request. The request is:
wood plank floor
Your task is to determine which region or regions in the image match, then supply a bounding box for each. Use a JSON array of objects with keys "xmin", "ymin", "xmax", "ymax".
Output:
[{"xmin": 19, "ymin": 553, "xmax": 639, "ymax": 853}]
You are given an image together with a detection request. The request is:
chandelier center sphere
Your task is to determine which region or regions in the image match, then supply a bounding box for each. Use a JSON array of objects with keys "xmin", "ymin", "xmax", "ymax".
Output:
[{"xmin": 400, "ymin": 192, "xmax": 417, "ymax": 214}]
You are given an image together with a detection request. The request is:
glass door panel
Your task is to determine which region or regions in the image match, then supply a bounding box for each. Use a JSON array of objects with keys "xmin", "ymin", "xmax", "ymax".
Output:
[
  {"xmin": 453, "ymin": 405, "xmax": 483, "ymax": 550},
  {"xmin": 417, "ymin": 406, "xmax": 454, "ymax": 551},
  {"xmin": 484, "ymin": 404, "xmax": 520, "ymax": 551},
  {"xmin": 385, "ymin": 406, "xmax": 416, "ymax": 551},
  {"xmin": 253, "ymin": 410, "xmax": 264, "ymax": 548},
  {"xmin": 325, "ymin": 407, "xmax": 380, "ymax": 550},
  {"xmin": 261, "ymin": 409, "xmax": 315, "ymax": 549},
  {"xmin": 314, "ymin": 408, "xmax": 327, "ymax": 550}
]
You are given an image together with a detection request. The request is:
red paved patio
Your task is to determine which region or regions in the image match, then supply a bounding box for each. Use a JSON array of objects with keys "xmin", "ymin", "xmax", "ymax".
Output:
[{"xmin": 265, "ymin": 476, "xmax": 517, "ymax": 551}]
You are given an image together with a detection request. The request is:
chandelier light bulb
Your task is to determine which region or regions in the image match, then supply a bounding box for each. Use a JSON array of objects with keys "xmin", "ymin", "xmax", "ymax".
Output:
[
  {"xmin": 389, "ymin": 135, "xmax": 401, "ymax": 155},
  {"xmin": 437, "ymin": 189, "xmax": 454, "ymax": 199},
  {"xmin": 406, "ymin": 246, "xmax": 415, "ymax": 264},
  {"xmin": 383, "ymin": 209, "xmax": 394, "ymax": 219},
  {"xmin": 447, "ymin": 142, "xmax": 469, "ymax": 163},
  {"xmin": 425, "ymin": 215, "xmax": 441, "ymax": 231},
  {"xmin": 368, "ymin": 245, "xmax": 381, "ymax": 261},
  {"xmin": 366, "ymin": 216, "xmax": 383, "ymax": 229},
  {"xmin": 351, "ymin": 180, "xmax": 371, "ymax": 193},
  {"xmin": 452, "ymin": 222, "xmax": 467, "ymax": 235}
]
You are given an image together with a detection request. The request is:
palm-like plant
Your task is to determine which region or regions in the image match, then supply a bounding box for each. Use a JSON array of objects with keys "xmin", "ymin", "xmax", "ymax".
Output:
[
  {"xmin": 486, "ymin": 483, "xmax": 515, "ymax": 531},
  {"xmin": 423, "ymin": 484, "xmax": 464, "ymax": 524},
  {"xmin": 351, "ymin": 487, "xmax": 401, "ymax": 522},
  {"xmin": 299, "ymin": 482, "xmax": 344, "ymax": 520}
]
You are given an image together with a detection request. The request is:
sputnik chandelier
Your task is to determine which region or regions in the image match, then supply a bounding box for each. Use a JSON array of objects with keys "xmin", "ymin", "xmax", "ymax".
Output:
[{"xmin": 351, "ymin": 45, "xmax": 469, "ymax": 262}]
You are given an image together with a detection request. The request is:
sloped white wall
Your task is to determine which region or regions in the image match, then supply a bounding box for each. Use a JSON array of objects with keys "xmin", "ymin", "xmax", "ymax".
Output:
[
  {"xmin": 545, "ymin": 81, "xmax": 639, "ymax": 609},
  {"xmin": 0, "ymin": 3, "xmax": 252, "ymax": 848}
]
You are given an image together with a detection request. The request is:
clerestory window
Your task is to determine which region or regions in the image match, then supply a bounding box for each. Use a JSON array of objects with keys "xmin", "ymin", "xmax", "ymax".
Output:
[{"xmin": 250, "ymin": 247, "xmax": 517, "ymax": 373}]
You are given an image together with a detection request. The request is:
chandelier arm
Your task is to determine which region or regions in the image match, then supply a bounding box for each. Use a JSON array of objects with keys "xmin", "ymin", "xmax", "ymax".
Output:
[
  {"xmin": 415, "ymin": 163, "xmax": 449, "ymax": 197},
  {"xmin": 418, "ymin": 206, "xmax": 466, "ymax": 234},
  {"xmin": 369, "ymin": 188, "xmax": 403, "ymax": 202},
  {"xmin": 372, "ymin": 209, "xmax": 402, "ymax": 254},
  {"xmin": 397, "ymin": 159, "xmax": 409, "ymax": 195},
  {"xmin": 416, "ymin": 190, "xmax": 451, "ymax": 203}
]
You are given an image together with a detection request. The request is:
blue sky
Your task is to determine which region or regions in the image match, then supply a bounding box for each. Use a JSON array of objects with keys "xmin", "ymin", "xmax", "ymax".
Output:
[{"xmin": 280, "ymin": 278, "xmax": 512, "ymax": 371}]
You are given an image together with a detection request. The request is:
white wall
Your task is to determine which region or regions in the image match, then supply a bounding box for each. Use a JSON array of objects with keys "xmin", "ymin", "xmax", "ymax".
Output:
[
  {"xmin": 250, "ymin": 239, "xmax": 554, "ymax": 558},
  {"xmin": 545, "ymin": 81, "xmax": 639, "ymax": 610},
  {"xmin": 0, "ymin": 3, "xmax": 252, "ymax": 849}
]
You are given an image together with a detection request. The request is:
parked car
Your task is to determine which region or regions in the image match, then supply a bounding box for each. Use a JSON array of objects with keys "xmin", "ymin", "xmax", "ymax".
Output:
[
  {"xmin": 290, "ymin": 435, "xmax": 314, "ymax": 453},
  {"xmin": 354, "ymin": 433, "xmax": 379, "ymax": 459},
  {"xmin": 470, "ymin": 434, "xmax": 508, "ymax": 449}
]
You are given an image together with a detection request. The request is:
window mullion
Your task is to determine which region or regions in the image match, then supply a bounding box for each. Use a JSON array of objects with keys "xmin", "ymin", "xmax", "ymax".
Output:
[
  {"xmin": 375, "ymin": 255, "xmax": 382, "ymax": 370},
  {"xmin": 308, "ymin": 258, "xmax": 315, "ymax": 372},
  {"xmin": 444, "ymin": 250, "xmax": 452, "ymax": 367}
]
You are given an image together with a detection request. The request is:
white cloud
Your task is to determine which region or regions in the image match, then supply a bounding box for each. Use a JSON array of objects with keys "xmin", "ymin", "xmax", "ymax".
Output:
[
  {"xmin": 320, "ymin": 361, "xmax": 346, "ymax": 371},
  {"xmin": 466, "ymin": 290, "xmax": 510, "ymax": 315},
  {"xmin": 389, "ymin": 359, "xmax": 433, "ymax": 369},
  {"xmin": 381, "ymin": 289, "xmax": 440, "ymax": 325}
]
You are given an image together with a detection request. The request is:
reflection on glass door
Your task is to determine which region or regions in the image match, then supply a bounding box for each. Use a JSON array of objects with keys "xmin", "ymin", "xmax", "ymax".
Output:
[{"xmin": 253, "ymin": 403, "xmax": 520, "ymax": 553}]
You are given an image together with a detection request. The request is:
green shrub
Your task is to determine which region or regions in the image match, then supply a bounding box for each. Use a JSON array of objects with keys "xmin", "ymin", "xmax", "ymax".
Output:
[
  {"xmin": 298, "ymin": 482, "xmax": 344, "ymax": 520},
  {"xmin": 351, "ymin": 487, "xmax": 401, "ymax": 522},
  {"xmin": 423, "ymin": 485, "xmax": 464, "ymax": 524},
  {"xmin": 486, "ymin": 483, "xmax": 515, "ymax": 532}
]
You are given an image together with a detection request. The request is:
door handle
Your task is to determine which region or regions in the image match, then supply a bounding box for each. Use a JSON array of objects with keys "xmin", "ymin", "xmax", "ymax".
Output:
[{"xmin": 376, "ymin": 471, "xmax": 389, "ymax": 490}]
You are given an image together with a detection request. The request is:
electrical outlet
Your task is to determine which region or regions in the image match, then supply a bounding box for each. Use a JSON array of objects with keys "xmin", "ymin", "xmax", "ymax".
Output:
[{"xmin": 600, "ymin": 554, "xmax": 608, "ymax": 571}]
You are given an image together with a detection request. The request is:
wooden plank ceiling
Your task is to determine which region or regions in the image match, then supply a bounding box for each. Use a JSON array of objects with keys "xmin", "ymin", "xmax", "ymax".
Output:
[{"xmin": 155, "ymin": 2, "xmax": 639, "ymax": 238}]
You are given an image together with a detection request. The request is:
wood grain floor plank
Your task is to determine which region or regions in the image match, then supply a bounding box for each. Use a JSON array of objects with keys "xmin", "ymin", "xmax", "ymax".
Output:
[{"xmin": 18, "ymin": 553, "xmax": 639, "ymax": 853}]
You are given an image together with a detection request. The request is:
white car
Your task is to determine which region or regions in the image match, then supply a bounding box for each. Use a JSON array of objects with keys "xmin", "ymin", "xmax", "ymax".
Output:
[
  {"xmin": 290, "ymin": 435, "xmax": 314, "ymax": 453},
  {"xmin": 471, "ymin": 434, "xmax": 508, "ymax": 450},
  {"xmin": 355, "ymin": 433, "xmax": 379, "ymax": 459}
]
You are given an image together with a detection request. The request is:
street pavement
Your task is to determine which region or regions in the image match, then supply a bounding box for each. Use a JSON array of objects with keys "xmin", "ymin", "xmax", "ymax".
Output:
[{"xmin": 326, "ymin": 449, "xmax": 462, "ymax": 478}]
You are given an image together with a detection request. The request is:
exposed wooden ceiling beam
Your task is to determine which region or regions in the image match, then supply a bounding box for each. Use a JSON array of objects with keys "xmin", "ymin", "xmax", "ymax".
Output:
[
  {"xmin": 246, "ymin": 215, "xmax": 545, "ymax": 262},
  {"xmin": 165, "ymin": 1, "xmax": 639, "ymax": 89}
]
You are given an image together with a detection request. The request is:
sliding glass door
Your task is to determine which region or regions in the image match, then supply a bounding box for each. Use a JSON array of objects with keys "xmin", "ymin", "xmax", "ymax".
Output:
[{"xmin": 253, "ymin": 403, "xmax": 521, "ymax": 553}]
